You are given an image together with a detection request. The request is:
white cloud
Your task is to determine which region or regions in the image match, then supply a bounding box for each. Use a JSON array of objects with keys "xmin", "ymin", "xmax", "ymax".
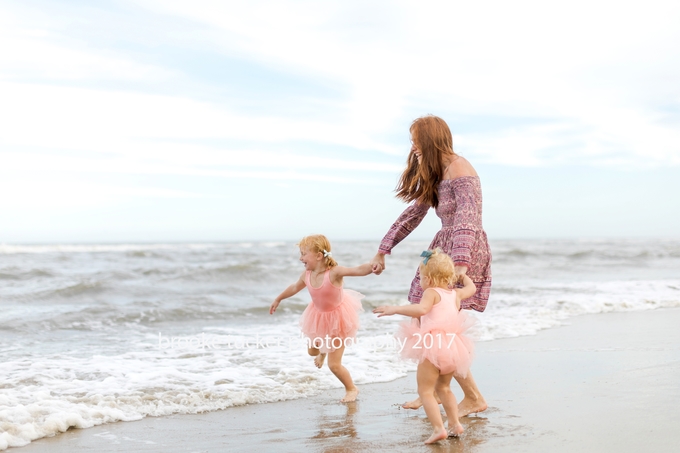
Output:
[
  {"xmin": 0, "ymin": 11, "xmax": 172, "ymax": 82},
  {"xmin": 0, "ymin": 1, "xmax": 678, "ymax": 240},
  {"xmin": 0, "ymin": 80, "xmax": 402, "ymax": 156},
  {"xmin": 0, "ymin": 178, "xmax": 199, "ymax": 210},
  {"xmin": 0, "ymin": 148, "xmax": 397, "ymax": 185},
  {"xmin": 0, "ymin": 0, "xmax": 678, "ymax": 210},
  {"xmin": 132, "ymin": 0, "xmax": 680, "ymax": 167}
]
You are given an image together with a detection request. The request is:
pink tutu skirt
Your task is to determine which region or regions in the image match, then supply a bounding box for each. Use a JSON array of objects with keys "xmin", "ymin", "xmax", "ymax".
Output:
[
  {"xmin": 397, "ymin": 311, "xmax": 476, "ymax": 377},
  {"xmin": 299, "ymin": 289, "xmax": 364, "ymax": 353}
]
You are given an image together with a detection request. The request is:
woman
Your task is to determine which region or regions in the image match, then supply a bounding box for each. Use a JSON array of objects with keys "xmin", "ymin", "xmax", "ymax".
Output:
[{"xmin": 371, "ymin": 115, "xmax": 491, "ymax": 415}]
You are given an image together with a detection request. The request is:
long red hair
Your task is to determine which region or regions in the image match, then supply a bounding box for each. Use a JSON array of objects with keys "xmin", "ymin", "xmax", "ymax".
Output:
[{"xmin": 395, "ymin": 115, "xmax": 456, "ymax": 208}]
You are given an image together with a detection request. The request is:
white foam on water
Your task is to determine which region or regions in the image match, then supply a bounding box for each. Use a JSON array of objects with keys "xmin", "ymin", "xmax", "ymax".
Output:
[
  {"xmin": 4, "ymin": 274, "xmax": 679, "ymax": 450},
  {"xmin": 0, "ymin": 315, "xmax": 411, "ymax": 450},
  {"xmin": 476, "ymin": 279, "xmax": 680, "ymax": 340},
  {"xmin": 2, "ymin": 239, "xmax": 680, "ymax": 450}
]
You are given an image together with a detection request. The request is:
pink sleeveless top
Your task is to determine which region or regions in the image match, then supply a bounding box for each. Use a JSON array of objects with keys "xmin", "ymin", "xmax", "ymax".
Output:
[
  {"xmin": 419, "ymin": 288, "xmax": 459, "ymax": 332},
  {"xmin": 305, "ymin": 269, "xmax": 343, "ymax": 312}
]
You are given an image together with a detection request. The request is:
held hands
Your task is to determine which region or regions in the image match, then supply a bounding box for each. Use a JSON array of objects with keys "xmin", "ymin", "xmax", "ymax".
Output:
[
  {"xmin": 372, "ymin": 305, "xmax": 397, "ymax": 317},
  {"xmin": 370, "ymin": 252, "xmax": 386, "ymax": 275},
  {"xmin": 454, "ymin": 265, "xmax": 468, "ymax": 285}
]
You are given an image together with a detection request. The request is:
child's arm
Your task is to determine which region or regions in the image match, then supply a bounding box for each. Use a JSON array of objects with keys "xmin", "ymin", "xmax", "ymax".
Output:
[
  {"xmin": 329, "ymin": 263, "xmax": 373, "ymax": 286},
  {"xmin": 333, "ymin": 263, "xmax": 373, "ymax": 278},
  {"xmin": 454, "ymin": 275, "xmax": 477, "ymax": 309},
  {"xmin": 270, "ymin": 272, "xmax": 306, "ymax": 314},
  {"xmin": 373, "ymin": 288, "xmax": 438, "ymax": 318}
]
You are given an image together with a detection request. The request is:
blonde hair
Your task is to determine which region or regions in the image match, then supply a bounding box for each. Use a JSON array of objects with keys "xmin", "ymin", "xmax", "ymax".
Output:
[
  {"xmin": 419, "ymin": 248, "xmax": 456, "ymax": 287},
  {"xmin": 297, "ymin": 234, "xmax": 338, "ymax": 267}
]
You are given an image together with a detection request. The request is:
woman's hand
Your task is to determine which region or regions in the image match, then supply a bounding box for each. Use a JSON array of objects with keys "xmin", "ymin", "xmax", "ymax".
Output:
[
  {"xmin": 373, "ymin": 305, "xmax": 396, "ymax": 317},
  {"xmin": 454, "ymin": 265, "xmax": 468, "ymax": 285},
  {"xmin": 370, "ymin": 252, "xmax": 386, "ymax": 275}
]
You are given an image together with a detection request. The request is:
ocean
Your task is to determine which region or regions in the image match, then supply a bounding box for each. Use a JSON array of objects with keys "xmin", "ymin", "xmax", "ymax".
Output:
[{"xmin": 1, "ymin": 238, "xmax": 679, "ymax": 449}]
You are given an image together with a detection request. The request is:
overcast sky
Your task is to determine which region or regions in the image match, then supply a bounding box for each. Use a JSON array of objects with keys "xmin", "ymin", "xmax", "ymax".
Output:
[{"xmin": 1, "ymin": 0, "xmax": 679, "ymax": 243}]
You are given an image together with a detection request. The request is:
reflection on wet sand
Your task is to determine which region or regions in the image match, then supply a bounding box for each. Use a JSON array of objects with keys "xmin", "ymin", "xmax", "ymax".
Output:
[
  {"xmin": 305, "ymin": 398, "xmax": 540, "ymax": 453},
  {"xmin": 403, "ymin": 412, "xmax": 490, "ymax": 452},
  {"xmin": 307, "ymin": 396, "xmax": 486, "ymax": 451},
  {"xmin": 312, "ymin": 401, "xmax": 358, "ymax": 440}
]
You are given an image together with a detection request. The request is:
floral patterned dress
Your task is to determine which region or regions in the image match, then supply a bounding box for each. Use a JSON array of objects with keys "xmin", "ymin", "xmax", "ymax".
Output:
[{"xmin": 379, "ymin": 176, "xmax": 492, "ymax": 312}]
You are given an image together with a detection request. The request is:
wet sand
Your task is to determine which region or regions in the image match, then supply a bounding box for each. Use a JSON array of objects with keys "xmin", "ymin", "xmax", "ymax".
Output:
[{"xmin": 15, "ymin": 308, "xmax": 680, "ymax": 452}]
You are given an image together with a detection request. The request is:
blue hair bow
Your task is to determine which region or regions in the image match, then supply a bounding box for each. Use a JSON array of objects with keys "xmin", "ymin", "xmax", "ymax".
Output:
[{"xmin": 420, "ymin": 250, "xmax": 433, "ymax": 265}]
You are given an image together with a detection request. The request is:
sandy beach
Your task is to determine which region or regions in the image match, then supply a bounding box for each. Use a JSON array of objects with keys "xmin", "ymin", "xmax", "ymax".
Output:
[{"xmin": 15, "ymin": 307, "xmax": 680, "ymax": 452}]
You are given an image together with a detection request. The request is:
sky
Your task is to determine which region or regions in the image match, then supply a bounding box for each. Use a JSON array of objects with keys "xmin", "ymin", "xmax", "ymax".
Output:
[{"xmin": 1, "ymin": 0, "xmax": 679, "ymax": 243}]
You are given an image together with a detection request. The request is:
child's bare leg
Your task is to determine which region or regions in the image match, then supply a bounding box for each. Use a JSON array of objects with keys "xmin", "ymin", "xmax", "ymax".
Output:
[
  {"xmin": 436, "ymin": 372, "xmax": 464, "ymax": 437},
  {"xmin": 417, "ymin": 360, "xmax": 448, "ymax": 444},
  {"xmin": 404, "ymin": 370, "xmax": 487, "ymax": 413},
  {"xmin": 454, "ymin": 371, "xmax": 487, "ymax": 417},
  {"xmin": 327, "ymin": 345, "xmax": 358, "ymax": 402},
  {"xmin": 314, "ymin": 353, "xmax": 326, "ymax": 368},
  {"xmin": 308, "ymin": 346, "xmax": 326, "ymax": 368}
]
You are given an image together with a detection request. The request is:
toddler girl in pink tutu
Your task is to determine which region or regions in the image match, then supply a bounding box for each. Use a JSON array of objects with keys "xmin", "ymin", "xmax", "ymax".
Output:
[
  {"xmin": 373, "ymin": 248, "xmax": 477, "ymax": 444},
  {"xmin": 270, "ymin": 234, "xmax": 373, "ymax": 403}
]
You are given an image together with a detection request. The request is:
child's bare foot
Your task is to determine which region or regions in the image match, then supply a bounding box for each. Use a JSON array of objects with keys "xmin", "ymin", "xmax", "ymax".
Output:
[
  {"xmin": 447, "ymin": 422, "xmax": 464, "ymax": 438},
  {"xmin": 424, "ymin": 427, "xmax": 448, "ymax": 444},
  {"xmin": 314, "ymin": 353, "xmax": 326, "ymax": 369},
  {"xmin": 458, "ymin": 396, "xmax": 487, "ymax": 417},
  {"xmin": 402, "ymin": 394, "xmax": 441, "ymax": 410},
  {"xmin": 340, "ymin": 387, "xmax": 359, "ymax": 403}
]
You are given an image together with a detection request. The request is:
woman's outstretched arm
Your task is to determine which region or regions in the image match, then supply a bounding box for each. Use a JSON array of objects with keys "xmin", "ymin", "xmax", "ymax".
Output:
[{"xmin": 372, "ymin": 202, "xmax": 429, "ymax": 274}]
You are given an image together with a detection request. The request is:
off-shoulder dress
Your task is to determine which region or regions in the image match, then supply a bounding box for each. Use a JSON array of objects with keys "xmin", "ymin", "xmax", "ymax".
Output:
[{"xmin": 379, "ymin": 176, "xmax": 492, "ymax": 312}]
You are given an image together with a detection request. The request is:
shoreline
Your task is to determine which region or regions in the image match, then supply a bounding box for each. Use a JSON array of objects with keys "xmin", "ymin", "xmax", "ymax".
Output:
[{"xmin": 14, "ymin": 307, "xmax": 680, "ymax": 452}]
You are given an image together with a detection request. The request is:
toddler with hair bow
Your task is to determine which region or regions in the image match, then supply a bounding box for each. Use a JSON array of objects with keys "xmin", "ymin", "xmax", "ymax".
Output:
[
  {"xmin": 374, "ymin": 248, "xmax": 477, "ymax": 443},
  {"xmin": 270, "ymin": 234, "xmax": 373, "ymax": 403}
]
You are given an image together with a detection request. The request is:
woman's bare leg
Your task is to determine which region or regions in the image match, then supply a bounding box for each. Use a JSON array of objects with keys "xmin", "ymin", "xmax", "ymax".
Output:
[
  {"xmin": 454, "ymin": 371, "xmax": 487, "ymax": 416},
  {"xmin": 402, "ymin": 393, "xmax": 439, "ymax": 410},
  {"xmin": 403, "ymin": 370, "xmax": 486, "ymax": 416}
]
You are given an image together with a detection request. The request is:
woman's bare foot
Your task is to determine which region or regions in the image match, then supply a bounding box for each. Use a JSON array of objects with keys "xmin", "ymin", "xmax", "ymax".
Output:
[
  {"xmin": 314, "ymin": 353, "xmax": 326, "ymax": 369},
  {"xmin": 402, "ymin": 393, "xmax": 441, "ymax": 410},
  {"xmin": 402, "ymin": 397, "xmax": 422, "ymax": 410},
  {"xmin": 341, "ymin": 387, "xmax": 359, "ymax": 403},
  {"xmin": 458, "ymin": 396, "xmax": 487, "ymax": 417},
  {"xmin": 447, "ymin": 422, "xmax": 464, "ymax": 438},
  {"xmin": 424, "ymin": 427, "xmax": 448, "ymax": 444}
]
